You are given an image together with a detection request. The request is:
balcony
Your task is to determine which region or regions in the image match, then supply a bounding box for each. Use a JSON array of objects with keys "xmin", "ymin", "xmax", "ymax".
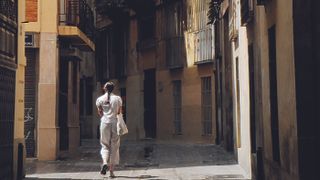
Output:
[
  {"xmin": 257, "ymin": 0, "xmax": 266, "ymax": 6},
  {"xmin": 136, "ymin": 38, "xmax": 156, "ymax": 52},
  {"xmin": 96, "ymin": 0, "xmax": 126, "ymax": 15},
  {"xmin": 194, "ymin": 27, "xmax": 215, "ymax": 65},
  {"xmin": 166, "ymin": 37, "xmax": 184, "ymax": 69},
  {"xmin": 241, "ymin": 0, "xmax": 254, "ymax": 26},
  {"xmin": 59, "ymin": 0, "xmax": 95, "ymax": 51}
]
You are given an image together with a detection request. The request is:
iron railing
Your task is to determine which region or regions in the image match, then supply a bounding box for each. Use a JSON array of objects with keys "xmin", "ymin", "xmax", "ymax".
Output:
[
  {"xmin": 59, "ymin": 0, "xmax": 94, "ymax": 40},
  {"xmin": 194, "ymin": 27, "xmax": 214, "ymax": 64},
  {"xmin": 201, "ymin": 77, "xmax": 212, "ymax": 136},
  {"xmin": 0, "ymin": 0, "xmax": 17, "ymax": 22},
  {"xmin": 166, "ymin": 37, "xmax": 184, "ymax": 68}
]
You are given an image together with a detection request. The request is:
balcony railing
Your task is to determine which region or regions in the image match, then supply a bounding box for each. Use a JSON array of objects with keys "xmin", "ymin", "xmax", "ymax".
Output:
[
  {"xmin": 166, "ymin": 37, "xmax": 184, "ymax": 68},
  {"xmin": 59, "ymin": 0, "xmax": 94, "ymax": 40},
  {"xmin": 0, "ymin": 0, "xmax": 17, "ymax": 22},
  {"xmin": 194, "ymin": 27, "xmax": 214, "ymax": 64}
]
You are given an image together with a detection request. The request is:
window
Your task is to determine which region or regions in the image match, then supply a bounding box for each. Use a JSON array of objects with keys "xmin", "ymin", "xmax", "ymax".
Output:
[
  {"xmin": 202, "ymin": 77, "xmax": 212, "ymax": 135},
  {"xmin": 137, "ymin": 12, "xmax": 156, "ymax": 52},
  {"xmin": 173, "ymin": 80, "xmax": 182, "ymax": 134},
  {"xmin": 165, "ymin": 1, "xmax": 184, "ymax": 68},
  {"xmin": 194, "ymin": 27, "xmax": 214, "ymax": 63},
  {"xmin": 138, "ymin": 15, "xmax": 155, "ymax": 41},
  {"xmin": 187, "ymin": 0, "xmax": 214, "ymax": 64},
  {"xmin": 248, "ymin": 44, "xmax": 257, "ymax": 153},
  {"xmin": 96, "ymin": 27, "xmax": 113, "ymax": 81},
  {"xmin": 268, "ymin": 25, "xmax": 280, "ymax": 163}
]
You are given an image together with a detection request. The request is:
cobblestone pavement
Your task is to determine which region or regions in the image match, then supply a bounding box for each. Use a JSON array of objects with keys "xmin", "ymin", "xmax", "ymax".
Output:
[{"xmin": 25, "ymin": 139, "xmax": 250, "ymax": 180}]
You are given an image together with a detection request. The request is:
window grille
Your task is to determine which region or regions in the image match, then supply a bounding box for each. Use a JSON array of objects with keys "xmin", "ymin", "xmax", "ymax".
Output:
[
  {"xmin": 194, "ymin": 27, "xmax": 214, "ymax": 63},
  {"xmin": 173, "ymin": 80, "xmax": 182, "ymax": 134},
  {"xmin": 186, "ymin": 0, "xmax": 214, "ymax": 63},
  {"xmin": 165, "ymin": 1, "xmax": 184, "ymax": 68}
]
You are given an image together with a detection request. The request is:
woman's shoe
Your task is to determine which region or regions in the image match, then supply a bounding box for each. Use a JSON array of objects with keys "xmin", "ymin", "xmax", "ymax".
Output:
[
  {"xmin": 100, "ymin": 164, "xmax": 108, "ymax": 175},
  {"xmin": 109, "ymin": 171, "xmax": 116, "ymax": 178}
]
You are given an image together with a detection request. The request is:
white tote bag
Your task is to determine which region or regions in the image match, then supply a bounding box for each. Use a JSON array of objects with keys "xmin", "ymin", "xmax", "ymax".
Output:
[{"xmin": 117, "ymin": 113, "xmax": 128, "ymax": 136}]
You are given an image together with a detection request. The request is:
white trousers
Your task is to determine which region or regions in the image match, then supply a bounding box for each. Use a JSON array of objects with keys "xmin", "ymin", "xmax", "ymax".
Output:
[{"xmin": 100, "ymin": 121, "xmax": 120, "ymax": 165}]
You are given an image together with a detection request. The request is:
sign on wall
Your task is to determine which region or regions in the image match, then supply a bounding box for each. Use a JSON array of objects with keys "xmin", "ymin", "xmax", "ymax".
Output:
[
  {"xmin": 25, "ymin": 33, "xmax": 39, "ymax": 48},
  {"xmin": 25, "ymin": 34, "xmax": 34, "ymax": 47}
]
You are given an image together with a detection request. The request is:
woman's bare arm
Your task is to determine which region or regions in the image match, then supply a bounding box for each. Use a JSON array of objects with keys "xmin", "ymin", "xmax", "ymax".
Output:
[
  {"xmin": 97, "ymin": 106, "xmax": 103, "ymax": 117},
  {"xmin": 118, "ymin": 106, "xmax": 122, "ymax": 115}
]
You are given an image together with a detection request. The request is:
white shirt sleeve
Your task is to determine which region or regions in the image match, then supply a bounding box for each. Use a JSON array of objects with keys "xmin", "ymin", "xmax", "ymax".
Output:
[
  {"xmin": 118, "ymin": 96, "xmax": 123, "ymax": 107},
  {"xmin": 96, "ymin": 97, "xmax": 102, "ymax": 107}
]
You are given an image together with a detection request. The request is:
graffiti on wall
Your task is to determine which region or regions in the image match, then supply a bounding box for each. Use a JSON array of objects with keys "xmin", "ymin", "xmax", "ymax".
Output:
[{"xmin": 24, "ymin": 108, "xmax": 34, "ymax": 139}]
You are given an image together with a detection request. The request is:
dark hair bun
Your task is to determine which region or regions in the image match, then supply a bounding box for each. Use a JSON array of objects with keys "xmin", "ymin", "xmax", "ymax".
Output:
[{"xmin": 104, "ymin": 82, "xmax": 114, "ymax": 93}]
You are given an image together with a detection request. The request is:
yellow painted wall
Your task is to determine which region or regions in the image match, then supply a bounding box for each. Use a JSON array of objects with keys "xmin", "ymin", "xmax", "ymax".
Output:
[
  {"xmin": 127, "ymin": 19, "xmax": 139, "ymax": 76},
  {"xmin": 13, "ymin": 0, "xmax": 27, "ymax": 179},
  {"xmin": 253, "ymin": 0, "xmax": 299, "ymax": 179},
  {"xmin": 40, "ymin": 0, "xmax": 58, "ymax": 33},
  {"xmin": 157, "ymin": 67, "xmax": 216, "ymax": 143},
  {"xmin": 123, "ymin": 0, "xmax": 216, "ymax": 143},
  {"xmin": 231, "ymin": 0, "xmax": 251, "ymax": 177},
  {"xmin": 67, "ymin": 61, "xmax": 80, "ymax": 153},
  {"xmin": 37, "ymin": 0, "xmax": 59, "ymax": 160},
  {"xmin": 125, "ymin": 75, "xmax": 145, "ymax": 140}
]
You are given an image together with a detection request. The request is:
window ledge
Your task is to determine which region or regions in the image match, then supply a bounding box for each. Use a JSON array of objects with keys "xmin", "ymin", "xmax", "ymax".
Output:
[
  {"xmin": 168, "ymin": 64, "xmax": 183, "ymax": 70},
  {"xmin": 194, "ymin": 59, "xmax": 214, "ymax": 65}
]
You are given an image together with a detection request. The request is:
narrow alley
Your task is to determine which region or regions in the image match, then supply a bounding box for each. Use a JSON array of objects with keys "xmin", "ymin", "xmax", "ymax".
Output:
[
  {"xmin": 25, "ymin": 139, "xmax": 248, "ymax": 180},
  {"xmin": 1, "ymin": 0, "xmax": 320, "ymax": 180}
]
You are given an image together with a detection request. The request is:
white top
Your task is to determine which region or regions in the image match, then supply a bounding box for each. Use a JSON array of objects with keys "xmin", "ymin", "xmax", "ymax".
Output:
[{"xmin": 96, "ymin": 93, "xmax": 122, "ymax": 123}]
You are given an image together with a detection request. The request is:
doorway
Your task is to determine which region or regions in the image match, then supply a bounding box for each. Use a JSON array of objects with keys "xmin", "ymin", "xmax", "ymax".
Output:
[
  {"xmin": 59, "ymin": 60, "xmax": 69, "ymax": 150},
  {"xmin": 248, "ymin": 44, "xmax": 256, "ymax": 154},
  {"xmin": 223, "ymin": 12, "xmax": 234, "ymax": 152},
  {"xmin": 24, "ymin": 49, "xmax": 37, "ymax": 157},
  {"xmin": 144, "ymin": 69, "xmax": 156, "ymax": 138}
]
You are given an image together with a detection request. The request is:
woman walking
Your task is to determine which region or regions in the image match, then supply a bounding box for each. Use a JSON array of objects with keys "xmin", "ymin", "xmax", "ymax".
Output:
[{"xmin": 96, "ymin": 81, "xmax": 122, "ymax": 178}]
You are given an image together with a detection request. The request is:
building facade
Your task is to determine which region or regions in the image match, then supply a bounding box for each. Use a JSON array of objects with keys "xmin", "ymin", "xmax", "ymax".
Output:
[
  {"xmin": 210, "ymin": 0, "xmax": 320, "ymax": 179},
  {"xmin": 212, "ymin": 0, "xmax": 252, "ymax": 177},
  {"xmin": 23, "ymin": 0, "xmax": 95, "ymax": 160},
  {"xmin": 95, "ymin": 0, "xmax": 217, "ymax": 143},
  {"xmin": 0, "ymin": 0, "xmax": 26, "ymax": 179}
]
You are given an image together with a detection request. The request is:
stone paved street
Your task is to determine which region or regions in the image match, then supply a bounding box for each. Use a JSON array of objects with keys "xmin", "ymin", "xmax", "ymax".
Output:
[{"xmin": 25, "ymin": 139, "xmax": 249, "ymax": 180}]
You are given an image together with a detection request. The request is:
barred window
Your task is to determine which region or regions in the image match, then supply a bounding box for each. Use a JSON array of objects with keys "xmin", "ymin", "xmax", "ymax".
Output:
[
  {"xmin": 173, "ymin": 80, "xmax": 182, "ymax": 134},
  {"xmin": 201, "ymin": 77, "xmax": 212, "ymax": 135}
]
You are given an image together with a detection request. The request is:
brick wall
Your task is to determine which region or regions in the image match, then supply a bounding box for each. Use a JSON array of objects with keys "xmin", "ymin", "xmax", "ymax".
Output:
[{"xmin": 26, "ymin": 0, "xmax": 37, "ymax": 22}]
